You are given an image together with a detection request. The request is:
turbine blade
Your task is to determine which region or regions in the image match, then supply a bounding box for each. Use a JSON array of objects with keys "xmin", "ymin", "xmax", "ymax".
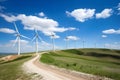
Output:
[
  {"xmin": 31, "ymin": 36, "xmax": 36, "ymax": 42},
  {"xmin": 13, "ymin": 22, "xmax": 19, "ymax": 34},
  {"xmin": 13, "ymin": 37, "xmax": 18, "ymax": 47},
  {"xmin": 20, "ymin": 35, "xmax": 30, "ymax": 39},
  {"xmin": 38, "ymin": 35, "xmax": 43, "ymax": 41}
]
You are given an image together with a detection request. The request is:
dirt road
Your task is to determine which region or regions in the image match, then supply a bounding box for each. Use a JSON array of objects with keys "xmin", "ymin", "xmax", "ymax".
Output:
[{"xmin": 23, "ymin": 53, "xmax": 86, "ymax": 80}]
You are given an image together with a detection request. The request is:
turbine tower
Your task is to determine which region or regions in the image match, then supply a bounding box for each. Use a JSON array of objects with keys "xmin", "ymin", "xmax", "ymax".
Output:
[
  {"xmin": 32, "ymin": 29, "xmax": 42, "ymax": 54},
  {"xmin": 13, "ymin": 22, "xmax": 30, "ymax": 55}
]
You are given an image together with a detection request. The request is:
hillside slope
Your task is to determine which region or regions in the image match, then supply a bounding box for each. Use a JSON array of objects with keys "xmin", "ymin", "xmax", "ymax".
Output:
[{"xmin": 40, "ymin": 48, "xmax": 120, "ymax": 80}]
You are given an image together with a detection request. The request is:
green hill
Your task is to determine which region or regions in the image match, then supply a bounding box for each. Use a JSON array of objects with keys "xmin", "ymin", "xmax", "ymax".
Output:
[
  {"xmin": 0, "ymin": 54, "xmax": 33, "ymax": 80},
  {"xmin": 40, "ymin": 48, "xmax": 120, "ymax": 80}
]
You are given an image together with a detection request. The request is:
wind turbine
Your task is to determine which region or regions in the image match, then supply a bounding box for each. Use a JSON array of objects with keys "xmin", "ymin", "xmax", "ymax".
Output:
[
  {"xmin": 32, "ymin": 29, "xmax": 43, "ymax": 54},
  {"xmin": 94, "ymin": 43, "xmax": 97, "ymax": 48},
  {"xmin": 104, "ymin": 43, "xmax": 106, "ymax": 49},
  {"xmin": 50, "ymin": 32, "xmax": 56, "ymax": 52},
  {"xmin": 74, "ymin": 40, "xmax": 77, "ymax": 49},
  {"xmin": 82, "ymin": 40, "xmax": 85, "ymax": 48},
  {"xmin": 65, "ymin": 36, "xmax": 69, "ymax": 49},
  {"xmin": 13, "ymin": 22, "xmax": 30, "ymax": 55}
]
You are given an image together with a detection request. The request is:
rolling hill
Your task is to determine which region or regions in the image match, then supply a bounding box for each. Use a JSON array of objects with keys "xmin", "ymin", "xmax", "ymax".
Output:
[{"xmin": 40, "ymin": 48, "xmax": 120, "ymax": 80}]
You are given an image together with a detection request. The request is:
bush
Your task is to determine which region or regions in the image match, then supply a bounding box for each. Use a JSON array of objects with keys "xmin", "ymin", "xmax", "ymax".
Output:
[
  {"xmin": 85, "ymin": 52, "xmax": 120, "ymax": 59},
  {"xmin": 73, "ymin": 63, "xmax": 77, "ymax": 66},
  {"xmin": 62, "ymin": 49, "xmax": 84, "ymax": 55}
]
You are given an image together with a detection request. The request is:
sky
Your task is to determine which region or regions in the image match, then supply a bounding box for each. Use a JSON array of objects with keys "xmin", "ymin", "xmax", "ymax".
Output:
[{"xmin": 0, "ymin": 0, "xmax": 120, "ymax": 53}]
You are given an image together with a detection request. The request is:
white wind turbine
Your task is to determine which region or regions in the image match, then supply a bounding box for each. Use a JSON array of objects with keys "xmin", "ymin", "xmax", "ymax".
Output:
[
  {"xmin": 74, "ymin": 39, "xmax": 77, "ymax": 49},
  {"xmin": 50, "ymin": 32, "xmax": 56, "ymax": 52},
  {"xmin": 13, "ymin": 22, "xmax": 30, "ymax": 55},
  {"xmin": 82, "ymin": 40, "xmax": 85, "ymax": 48},
  {"xmin": 94, "ymin": 42, "xmax": 97, "ymax": 48},
  {"xmin": 65, "ymin": 36, "xmax": 69, "ymax": 49},
  {"xmin": 32, "ymin": 29, "xmax": 43, "ymax": 54}
]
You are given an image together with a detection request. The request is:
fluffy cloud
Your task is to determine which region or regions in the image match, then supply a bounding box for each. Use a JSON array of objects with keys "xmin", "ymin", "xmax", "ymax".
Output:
[
  {"xmin": 0, "ymin": 13, "xmax": 17, "ymax": 22},
  {"xmin": 102, "ymin": 29, "xmax": 120, "ymax": 34},
  {"xmin": 66, "ymin": 8, "xmax": 95, "ymax": 22},
  {"xmin": 118, "ymin": 3, "xmax": 120, "ymax": 10},
  {"xmin": 0, "ymin": 13, "xmax": 76, "ymax": 38},
  {"xmin": 0, "ymin": 28, "xmax": 16, "ymax": 34},
  {"xmin": 102, "ymin": 35, "xmax": 107, "ymax": 38},
  {"xmin": 66, "ymin": 27, "xmax": 76, "ymax": 31},
  {"xmin": 39, "ymin": 12, "xmax": 45, "ymax": 17},
  {"xmin": 117, "ymin": 3, "xmax": 120, "ymax": 15},
  {"xmin": 96, "ymin": 9, "xmax": 112, "ymax": 19},
  {"xmin": 67, "ymin": 36, "xmax": 79, "ymax": 40}
]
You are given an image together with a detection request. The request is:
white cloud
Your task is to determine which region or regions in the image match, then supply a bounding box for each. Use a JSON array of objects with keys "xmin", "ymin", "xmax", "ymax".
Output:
[
  {"xmin": 0, "ymin": 13, "xmax": 17, "ymax": 22},
  {"xmin": 66, "ymin": 27, "xmax": 76, "ymax": 31},
  {"xmin": 118, "ymin": 3, "xmax": 120, "ymax": 10},
  {"xmin": 67, "ymin": 36, "xmax": 79, "ymax": 40},
  {"xmin": 0, "ymin": 13, "xmax": 76, "ymax": 38},
  {"xmin": 96, "ymin": 9, "xmax": 112, "ymax": 19},
  {"xmin": 102, "ymin": 29, "xmax": 120, "ymax": 34},
  {"xmin": 117, "ymin": 3, "xmax": 120, "ymax": 15},
  {"xmin": 39, "ymin": 12, "xmax": 45, "ymax": 17},
  {"xmin": 102, "ymin": 35, "xmax": 107, "ymax": 38},
  {"xmin": 0, "ymin": 28, "xmax": 16, "ymax": 34},
  {"xmin": 66, "ymin": 8, "xmax": 95, "ymax": 22}
]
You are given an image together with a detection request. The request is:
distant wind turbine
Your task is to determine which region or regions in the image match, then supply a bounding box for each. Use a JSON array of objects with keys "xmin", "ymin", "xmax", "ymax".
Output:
[
  {"xmin": 74, "ymin": 40, "xmax": 77, "ymax": 49},
  {"xmin": 65, "ymin": 36, "xmax": 69, "ymax": 49},
  {"xmin": 50, "ymin": 32, "xmax": 55, "ymax": 52},
  {"xmin": 104, "ymin": 43, "xmax": 106, "ymax": 48},
  {"xmin": 82, "ymin": 40, "xmax": 85, "ymax": 48},
  {"xmin": 32, "ymin": 29, "xmax": 43, "ymax": 54},
  {"xmin": 13, "ymin": 22, "xmax": 30, "ymax": 55},
  {"xmin": 94, "ymin": 43, "xmax": 97, "ymax": 48}
]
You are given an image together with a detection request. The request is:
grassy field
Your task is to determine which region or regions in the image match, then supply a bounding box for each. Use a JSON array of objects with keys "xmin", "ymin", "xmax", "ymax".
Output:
[
  {"xmin": 0, "ymin": 54, "xmax": 33, "ymax": 80},
  {"xmin": 40, "ymin": 48, "xmax": 120, "ymax": 80}
]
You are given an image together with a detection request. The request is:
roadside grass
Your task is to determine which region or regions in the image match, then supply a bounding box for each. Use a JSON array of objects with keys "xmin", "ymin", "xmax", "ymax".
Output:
[
  {"xmin": 40, "ymin": 49, "xmax": 120, "ymax": 80},
  {"xmin": 0, "ymin": 54, "xmax": 33, "ymax": 80}
]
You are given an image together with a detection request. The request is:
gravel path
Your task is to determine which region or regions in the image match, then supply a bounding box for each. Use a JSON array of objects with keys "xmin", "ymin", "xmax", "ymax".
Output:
[
  {"xmin": 22, "ymin": 52, "xmax": 85, "ymax": 80},
  {"xmin": 22, "ymin": 52, "xmax": 112, "ymax": 80}
]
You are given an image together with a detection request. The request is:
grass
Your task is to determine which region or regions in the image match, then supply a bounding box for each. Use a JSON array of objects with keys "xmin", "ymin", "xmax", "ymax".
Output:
[
  {"xmin": 40, "ymin": 48, "xmax": 120, "ymax": 80},
  {"xmin": 0, "ymin": 54, "xmax": 33, "ymax": 80}
]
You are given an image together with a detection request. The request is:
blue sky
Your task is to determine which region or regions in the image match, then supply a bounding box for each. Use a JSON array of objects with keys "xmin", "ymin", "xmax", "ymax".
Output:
[{"xmin": 0, "ymin": 0, "xmax": 120, "ymax": 53}]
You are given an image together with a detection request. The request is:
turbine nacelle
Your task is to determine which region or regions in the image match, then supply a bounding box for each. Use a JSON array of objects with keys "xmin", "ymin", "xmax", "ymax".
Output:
[{"xmin": 14, "ymin": 33, "xmax": 20, "ymax": 37}]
